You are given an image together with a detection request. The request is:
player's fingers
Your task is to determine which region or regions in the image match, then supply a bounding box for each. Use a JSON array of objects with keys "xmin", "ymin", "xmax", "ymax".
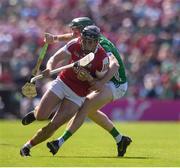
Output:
[
  {"xmin": 44, "ymin": 33, "xmax": 54, "ymax": 43},
  {"xmin": 44, "ymin": 32, "xmax": 51, "ymax": 37},
  {"xmin": 88, "ymin": 86, "xmax": 100, "ymax": 92},
  {"xmin": 44, "ymin": 33, "xmax": 49, "ymax": 42}
]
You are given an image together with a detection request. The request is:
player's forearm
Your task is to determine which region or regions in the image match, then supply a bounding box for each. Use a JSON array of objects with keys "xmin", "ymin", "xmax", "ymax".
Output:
[
  {"xmin": 46, "ymin": 57, "xmax": 54, "ymax": 70},
  {"xmin": 53, "ymin": 33, "xmax": 74, "ymax": 42},
  {"xmin": 46, "ymin": 48, "xmax": 70, "ymax": 70},
  {"xmin": 45, "ymin": 32, "xmax": 74, "ymax": 44}
]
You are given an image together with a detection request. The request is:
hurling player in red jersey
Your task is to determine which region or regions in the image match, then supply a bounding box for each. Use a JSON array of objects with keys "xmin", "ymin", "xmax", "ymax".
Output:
[
  {"xmin": 22, "ymin": 17, "xmax": 132, "ymax": 157},
  {"xmin": 20, "ymin": 25, "xmax": 109, "ymax": 156}
]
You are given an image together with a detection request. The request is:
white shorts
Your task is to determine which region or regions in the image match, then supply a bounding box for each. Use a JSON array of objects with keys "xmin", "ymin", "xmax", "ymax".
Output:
[
  {"xmin": 49, "ymin": 78, "xmax": 86, "ymax": 107},
  {"xmin": 106, "ymin": 82, "xmax": 128, "ymax": 100}
]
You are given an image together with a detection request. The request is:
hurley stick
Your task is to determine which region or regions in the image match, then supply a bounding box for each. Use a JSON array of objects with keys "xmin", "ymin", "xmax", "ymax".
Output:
[
  {"xmin": 30, "ymin": 52, "xmax": 95, "ymax": 83},
  {"xmin": 22, "ymin": 43, "xmax": 48, "ymax": 98}
]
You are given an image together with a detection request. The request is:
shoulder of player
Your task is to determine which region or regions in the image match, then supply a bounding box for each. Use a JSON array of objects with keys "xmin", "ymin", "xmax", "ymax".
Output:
[
  {"xmin": 65, "ymin": 38, "xmax": 81, "ymax": 54},
  {"xmin": 99, "ymin": 35, "xmax": 117, "ymax": 49},
  {"xmin": 66, "ymin": 38, "xmax": 79, "ymax": 48},
  {"xmin": 99, "ymin": 37, "xmax": 121, "ymax": 59},
  {"xmin": 96, "ymin": 44, "xmax": 108, "ymax": 58}
]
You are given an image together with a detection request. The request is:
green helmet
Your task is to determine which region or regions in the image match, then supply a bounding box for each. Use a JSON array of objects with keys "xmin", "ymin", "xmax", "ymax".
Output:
[{"xmin": 69, "ymin": 17, "xmax": 94, "ymax": 31}]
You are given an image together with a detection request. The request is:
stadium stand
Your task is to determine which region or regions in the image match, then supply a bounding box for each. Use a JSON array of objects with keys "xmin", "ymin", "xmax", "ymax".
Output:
[{"xmin": 0, "ymin": 0, "xmax": 179, "ymax": 118}]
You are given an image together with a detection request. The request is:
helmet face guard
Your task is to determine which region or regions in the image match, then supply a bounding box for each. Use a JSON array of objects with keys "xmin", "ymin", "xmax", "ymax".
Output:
[
  {"xmin": 81, "ymin": 38, "xmax": 98, "ymax": 54},
  {"xmin": 81, "ymin": 31, "xmax": 99, "ymax": 40},
  {"xmin": 81, "ymin": 25, "xmax": 100, "ymax": 54}
]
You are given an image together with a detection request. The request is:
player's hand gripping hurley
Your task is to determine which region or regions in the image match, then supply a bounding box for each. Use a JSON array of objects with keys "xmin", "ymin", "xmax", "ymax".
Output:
[{"xmin": 22, "ymin": 52, "xmax": 95, "ymax": 98}]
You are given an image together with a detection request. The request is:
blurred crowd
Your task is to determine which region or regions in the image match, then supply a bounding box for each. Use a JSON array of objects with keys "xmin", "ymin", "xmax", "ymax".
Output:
[{"xmin": 0, "ymin": 0, "xmax": 179, "ymax": 118}]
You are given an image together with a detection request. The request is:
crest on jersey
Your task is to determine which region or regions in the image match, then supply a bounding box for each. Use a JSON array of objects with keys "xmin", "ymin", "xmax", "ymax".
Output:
[{"xmin": 102, "ymin": 57, "xmax": 109, "ymax": 71}]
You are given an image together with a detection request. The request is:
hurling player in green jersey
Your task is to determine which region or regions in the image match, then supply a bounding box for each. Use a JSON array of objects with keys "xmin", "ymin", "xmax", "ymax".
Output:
[{"xmin": 22, "ymin": 17, "xmax": 131, "ymax": 157}]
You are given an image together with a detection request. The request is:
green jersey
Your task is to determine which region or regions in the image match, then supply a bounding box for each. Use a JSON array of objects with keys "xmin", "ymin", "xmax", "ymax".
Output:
[{"xmin": 99, "ymin": 35, "xmax": 127, "ymax": 85}]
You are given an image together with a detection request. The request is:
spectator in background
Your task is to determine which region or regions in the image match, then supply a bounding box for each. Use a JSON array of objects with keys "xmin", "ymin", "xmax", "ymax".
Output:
[{"xmin": 0, "ymin": 0, "xmax": 179, "ymax": 118}]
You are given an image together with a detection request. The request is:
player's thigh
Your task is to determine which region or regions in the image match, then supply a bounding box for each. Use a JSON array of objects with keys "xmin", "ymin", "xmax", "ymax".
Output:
[
  {"xmin": 50, "ymin": 98, "xmax": 79, "ymax": 129},
  {"xmin": 86, "ymin": 85, "xmax": 113, "ymax": 114},
  {"xmin": 35, "ymin": 89, "xmax": 61, "ymax": 120}
]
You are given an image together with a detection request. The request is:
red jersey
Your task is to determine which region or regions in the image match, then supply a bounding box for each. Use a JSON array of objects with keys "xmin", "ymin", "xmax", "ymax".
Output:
[{"xmin": 58, "ymin": 38, "xmax": 109, "ymax": 97}]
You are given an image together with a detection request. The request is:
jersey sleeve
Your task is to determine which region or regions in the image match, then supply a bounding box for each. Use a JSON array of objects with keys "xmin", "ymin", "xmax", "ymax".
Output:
[
  {"xmin": 101, "ymin": 44, "xmax": 111, "ymax": 53},
  {"xmin": 64, "ymin": 38, "xmax": 78, "ymax": 55}
]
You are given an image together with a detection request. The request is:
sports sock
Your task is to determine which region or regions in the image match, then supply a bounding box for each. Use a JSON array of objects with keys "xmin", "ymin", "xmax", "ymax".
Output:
[
  {"xmin": 57, "ymin": 130, "xmax": 72, "ymax": 147},
  {"xmin": 109, "ymin": 127, "xmax": 122, "ymax": 144}
]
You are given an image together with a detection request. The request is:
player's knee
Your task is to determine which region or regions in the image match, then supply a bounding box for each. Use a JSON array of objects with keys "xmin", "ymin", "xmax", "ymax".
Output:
[
  {"xmin": 34, "ymin": 105, "xmax": 53, "ymax": 121},
  {"xmin": 34, "ymin": 109, "xmax": 49, "ymax": 121}
]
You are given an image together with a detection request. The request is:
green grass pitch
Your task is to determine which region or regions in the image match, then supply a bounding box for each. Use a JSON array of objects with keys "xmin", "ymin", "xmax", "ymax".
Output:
[{"xmin": 0, "ymin": 120, "xmax": 180, "ymax": 167}]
